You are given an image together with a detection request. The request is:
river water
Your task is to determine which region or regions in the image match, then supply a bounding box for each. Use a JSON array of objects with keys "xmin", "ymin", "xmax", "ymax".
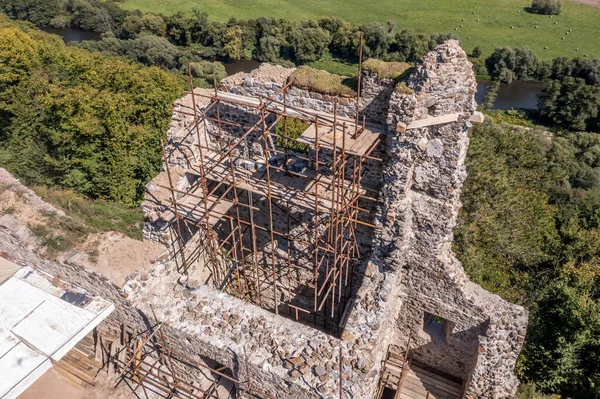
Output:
[
  {"xmin": 42, "ymin": 27, "xmax": 546, "ymax": 110},
  {"xmin": 41, "ymin": 27, "xmax": 102, "ymax": 43},
  {"xmin": 475, "ymin": 80, "xmax": 547, "ymax": 110}
]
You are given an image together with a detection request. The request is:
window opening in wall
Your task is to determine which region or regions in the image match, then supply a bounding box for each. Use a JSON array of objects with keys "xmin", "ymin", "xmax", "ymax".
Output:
[{"xmin": 423, "ymin": 311, "xmax": 455, "ymax": 345}]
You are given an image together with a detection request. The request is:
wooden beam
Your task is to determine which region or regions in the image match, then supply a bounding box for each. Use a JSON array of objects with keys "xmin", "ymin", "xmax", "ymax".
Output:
[{"xmin": 406, "ymin": 113, "xmax": 461, "ymax": 130}]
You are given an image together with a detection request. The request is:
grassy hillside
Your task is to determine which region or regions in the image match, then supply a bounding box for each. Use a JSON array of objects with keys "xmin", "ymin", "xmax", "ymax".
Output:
[{"xmin": 119, "ymin": 0, "xmax": 600, "ymax": 59}]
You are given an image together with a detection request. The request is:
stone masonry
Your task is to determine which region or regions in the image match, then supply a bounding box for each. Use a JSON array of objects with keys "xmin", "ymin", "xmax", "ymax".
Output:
[
  {"xmin": 138, "ymin": 40, "xmax": 528, "ymax": 398},
  {"xmin": 0, "ymin": 40, "xmax": 528, "ymax": 399}
]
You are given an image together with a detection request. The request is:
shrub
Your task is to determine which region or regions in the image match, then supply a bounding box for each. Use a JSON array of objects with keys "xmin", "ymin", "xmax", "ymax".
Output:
[
  {"xmin": 362, "ymin": 58, "xmax": 412, "ymax": 79},
  {"xmin": 188, "ymin": 60, "xmax": 227, "ymax": 87},
  {"xmin": 531, "ymin": 0, "xmax": 562, "ymax": 15},
  {"xmin": 289, "ymin": 66, "xmax": 356, "ymax": 97}
]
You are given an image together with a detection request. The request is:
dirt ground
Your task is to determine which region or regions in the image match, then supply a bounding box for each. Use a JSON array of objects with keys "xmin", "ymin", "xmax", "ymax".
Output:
[
  {"xmin": 17, "ymin": 368, "xmax": 133, "ymax": 399},
  {"xmin": 569, "ymin": 0, "xmax": 600, "ymax": 7},
  {"xmin": 0, "ymin": 168, "xmax": 165, "ymax": 288},
  {"xmin": 59, "ymin": 232, "xmax": 165, "ymax": 287}
]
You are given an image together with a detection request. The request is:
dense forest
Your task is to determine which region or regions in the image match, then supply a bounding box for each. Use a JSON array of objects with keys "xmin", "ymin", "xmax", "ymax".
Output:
[
  {"xmin": 0, "ymin": 15, "xmax": 183, "ymax": 205},
  {"xmin": 1, "ymin": 2, "xmax": 600, "ymax": 398}
]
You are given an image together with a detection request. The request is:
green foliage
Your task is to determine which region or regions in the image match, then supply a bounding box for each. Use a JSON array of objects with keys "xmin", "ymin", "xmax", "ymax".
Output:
[
  {"xmin": 223, "ymin": 26, "xmax": 243, "ymax": 60},
  {"xmin": 395, "ymin": 82, "xmax": 414, "ymax": 95},
  {"xmin": 362, "ymin": 58, "xmax": 411, "ymax": 79},
  {"xmin": 275, "ymin": 118, "xmax": 309, "ymax": 155},
  {"xmin": 290, "ymin": 21, "xmax": 331, "ymax": 63},
  {"xmin": 455, "ymin": 120, "xmax": 560, "ymax": 303},
  {"xmin": 361, "ymin": 21, "xmax": 394, "ymax": 59},
  {"xmin": 188, "ymin": 60, "xmax": 226, "ymax": 87},
  {"xmin": 0, "ymin": 0, "xmax": 63, "ymax": 26},
  {"xmin": 306, "ymin": 54, "xmax": 357, "ymax": 76},
  {"xmin": 472, "ymin": 46, "xmax": 481, "ymax": 58},
  {"xmin": 538, "ymin": 76, "xmax": 600, "ymax": 131},
  {"xmin": 32, "ymin": 186, "xmax": 144, "ymax": 239},
  {"xmin": 481, "ymin": 80, "xmax": 500, "ymax": 110},
  {"xmin": 289, "ymin": 65, "xmax": 356, "ymax": 96},
  {"xmin": 455, "ymin": 117, "xmax": 600, "ymax": 397},
  {"xmin": 516, "ymin": 383, "xmax": 558, "ymax": 399},
  {"xmin": 0, "ymin": 19, "xmax": 184, "ymax": 205},
  {"xmin": 118, "ymin": 0, "xmax": 600, "ymax": 60},
  {"xmin": 486, "ymin": 47, "xmax": 540, "ymax": 83},
  {"xmin": 531, "ymin": 0, "xmax": 562, "ymax": 15}
]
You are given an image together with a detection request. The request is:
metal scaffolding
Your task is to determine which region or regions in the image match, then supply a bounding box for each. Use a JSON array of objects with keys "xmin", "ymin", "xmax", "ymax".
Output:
[{"xmin": 160, "ymin": 49, "xmax": 381, "ymax": 333}]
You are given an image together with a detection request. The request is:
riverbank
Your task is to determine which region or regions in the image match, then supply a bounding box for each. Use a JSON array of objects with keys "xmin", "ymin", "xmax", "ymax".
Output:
[{"xmin": 119, "ymin": 0, "xmax": 600, "ymax": 59}]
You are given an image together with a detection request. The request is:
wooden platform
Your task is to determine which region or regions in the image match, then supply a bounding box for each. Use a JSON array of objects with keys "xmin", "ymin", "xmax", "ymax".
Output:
[
  {"xmin": 399, "ymin": 363, "xmax": 463, "ymax": 399},
  {"xmin": 185, "ymin": 149, "xmax": 363, "ymax": 212},
  {"xmin": 52, "ymin": 333, "xmax": 101, "ymax": 389},
  {"xmin": 160, "ymin": 192, "xmax": 234, "ymax": 226},
  {"xmin": 297, "ymin": 124, "xmax": 381, "ymax": 156}
]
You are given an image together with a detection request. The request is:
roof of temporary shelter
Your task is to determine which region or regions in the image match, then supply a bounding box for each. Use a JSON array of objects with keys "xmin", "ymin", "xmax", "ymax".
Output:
[{"xmin": 0, "ymin": 260, "xmax": 114, "ymax": 399}]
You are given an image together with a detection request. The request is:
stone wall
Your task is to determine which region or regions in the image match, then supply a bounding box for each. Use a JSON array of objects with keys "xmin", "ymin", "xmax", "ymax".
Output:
[
  {"xmin": 138, "ymin": 40, "xmax": 528, "ymax": 399},
  {"xmin": 221, "ymin": 63, "xmax": 396, "ymax": 128},
  {"xmin": 0, "ymin": 40, "xmax": 528, "ymax": 399},
  {"xmin": 379, "ymin": 40, "xmax": 528, "ymax": 396}
]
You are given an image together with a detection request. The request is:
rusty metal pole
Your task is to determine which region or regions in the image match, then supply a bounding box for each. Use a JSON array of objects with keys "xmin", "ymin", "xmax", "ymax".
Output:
[
  {"xmin": 213, "ymin": 78, "xmax": 224, "ymax": 151},
  {"xmin": 354, "ymin": 32, "xmax": 363, "ymax": 139},
  {"xmin": 160, "ymin": 139, "xmax": 187, "ymax": 271},
  {"xmin": 187, "ymin": 64, "xmax": 221, "ymax": 282},
  {"xmin": 313, "ymin": 116, "xmax": 321, "ymax": 314},
  {"xmin": 260, "ymin": 103, "xmax": 279, "ymax": 315}
]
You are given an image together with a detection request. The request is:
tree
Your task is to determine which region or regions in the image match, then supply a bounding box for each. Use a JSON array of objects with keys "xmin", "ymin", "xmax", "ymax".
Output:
[
  {"xmin": 531, "ymin": 0, "xmax": 562, "ymax": 15},
  {"xmin": 68, "ymin": 0, "xmax": 113, "ymax": 32},
  {"xmin": 257, "ymin": 35, "xmax": 281, "ymax": 62},
  {"xmin": 0, "ymin": 0, "xmax": 64, "ymax": 26},
  {"xmin": 390, "ymin": 30, "xmax": 430, "ymax": 62},
  {"xmin": 472, "ymin": 46, "xmax": 482, "ymax": 58},
  {"xmin": 538, "ymin": 76, "xmax": 600, "ymax": 131},
  {"xmin": 188, "ymin": 60, "xmax": 226, "ymax": 86},
  {"xmin": 165, "ymin": 12, "xmax": 192, "ymax": 46},
  {"xmin": 223, "ymin": 26, "xmax": 243, "ymax": 60},
  {"xmin": 486, "ymin": 47, "xmax": 540, "ymax": 83},
  {"xmin": 290, "ymin": 22, "xmax": 331, "ymax": 63},
  {"xmin": 0, "ymin": 20, "xmax": 183, "ymax": 204},
  {"xmin": 361, "ymin": 21, "xmax": 393, "ymax": 59}
]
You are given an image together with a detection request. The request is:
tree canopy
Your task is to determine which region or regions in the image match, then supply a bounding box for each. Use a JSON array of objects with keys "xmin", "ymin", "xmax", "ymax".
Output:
[{"xmin": 0, "ymin": 16, "xmax": 184, "ymax": 205}]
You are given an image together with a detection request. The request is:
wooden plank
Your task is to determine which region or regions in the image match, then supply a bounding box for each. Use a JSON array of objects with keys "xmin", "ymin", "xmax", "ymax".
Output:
[
  {"xmin": 53, "ymin": 360, "xmax": 96, "ymax": 387},
  {"xmin": 410, "ymin": 365, "xmax": 462, "ymax": 390},
  {"xmin": 407, "ymin": 371, "xmax": 461, "ymax": 397},
  {"xmin": 68, "ymin": 349, "xmax": 104, "ymax": 370},
  {"xmin": 52, "ymin": 364, "xmax": 93, "ymax": 389},
  {"xmin": 297, "ymin": 124, "xmax": 381, "ymax": 157},
  {"xmin": 406, "ymin": 113, "xmax": 461, "ymax": 130}
]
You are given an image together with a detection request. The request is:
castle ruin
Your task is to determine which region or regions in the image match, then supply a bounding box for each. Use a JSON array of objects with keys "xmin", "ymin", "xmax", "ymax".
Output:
[{"xmin": 0, "ymin": 40, "xmax": 528, "ymax": 399}]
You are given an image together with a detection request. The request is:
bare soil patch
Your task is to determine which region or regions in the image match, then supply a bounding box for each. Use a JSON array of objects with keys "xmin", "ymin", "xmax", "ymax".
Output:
[{"xmin": 569, "ymin": 0, "xmax": 600, "ymax": 7}]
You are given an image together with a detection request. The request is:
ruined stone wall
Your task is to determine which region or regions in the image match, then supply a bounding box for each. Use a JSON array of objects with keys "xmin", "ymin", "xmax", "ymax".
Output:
[
  {"xmin": 221, "ymin": 64, "xmax": 396, "ymax": 128},
  {"xmin": 379, "ymin": 41, "xmax": 527, "ymax": 396},
  {"xmin": 42, "ymin": 40, "xmax": 531, "ymax": 399}
]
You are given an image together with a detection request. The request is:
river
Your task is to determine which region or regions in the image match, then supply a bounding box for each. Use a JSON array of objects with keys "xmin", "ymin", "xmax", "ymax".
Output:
[
  {"xmin": 475, "ymin": 80, "xmax": 547, "ymax": 110},
  {"xmin": 41, "ymin": 27, "xmax": 102, "ymax": 43},
  {"xmin": 41, "ymin": 27, "xmax": 546, "ymax": 110}
]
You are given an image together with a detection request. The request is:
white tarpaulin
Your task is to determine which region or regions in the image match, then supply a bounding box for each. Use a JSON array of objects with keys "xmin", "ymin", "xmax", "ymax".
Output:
[
  {"xmin": 0, "ymin": 265, "xmax": 114, "ymax": 399},
  {"xmin": 0, "ymin": 257, "xmax": 21, "ymax": 285}
]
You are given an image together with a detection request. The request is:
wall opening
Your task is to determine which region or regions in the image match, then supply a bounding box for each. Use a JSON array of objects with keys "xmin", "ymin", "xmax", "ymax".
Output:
[{"xmin": 423, "ymin": 311, "xmax": 455, "ymax": 345}]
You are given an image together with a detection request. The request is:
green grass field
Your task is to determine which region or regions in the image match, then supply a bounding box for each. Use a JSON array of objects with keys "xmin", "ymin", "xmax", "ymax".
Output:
[{"xmin": 119, "ymin": 0, "xmax": 600, "ymax": 59}]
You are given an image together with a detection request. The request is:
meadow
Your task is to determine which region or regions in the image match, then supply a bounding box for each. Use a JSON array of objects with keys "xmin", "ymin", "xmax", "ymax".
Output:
[{"xmin": 119, "ymin": 0, "xmax": 600, "ymax": 59}]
